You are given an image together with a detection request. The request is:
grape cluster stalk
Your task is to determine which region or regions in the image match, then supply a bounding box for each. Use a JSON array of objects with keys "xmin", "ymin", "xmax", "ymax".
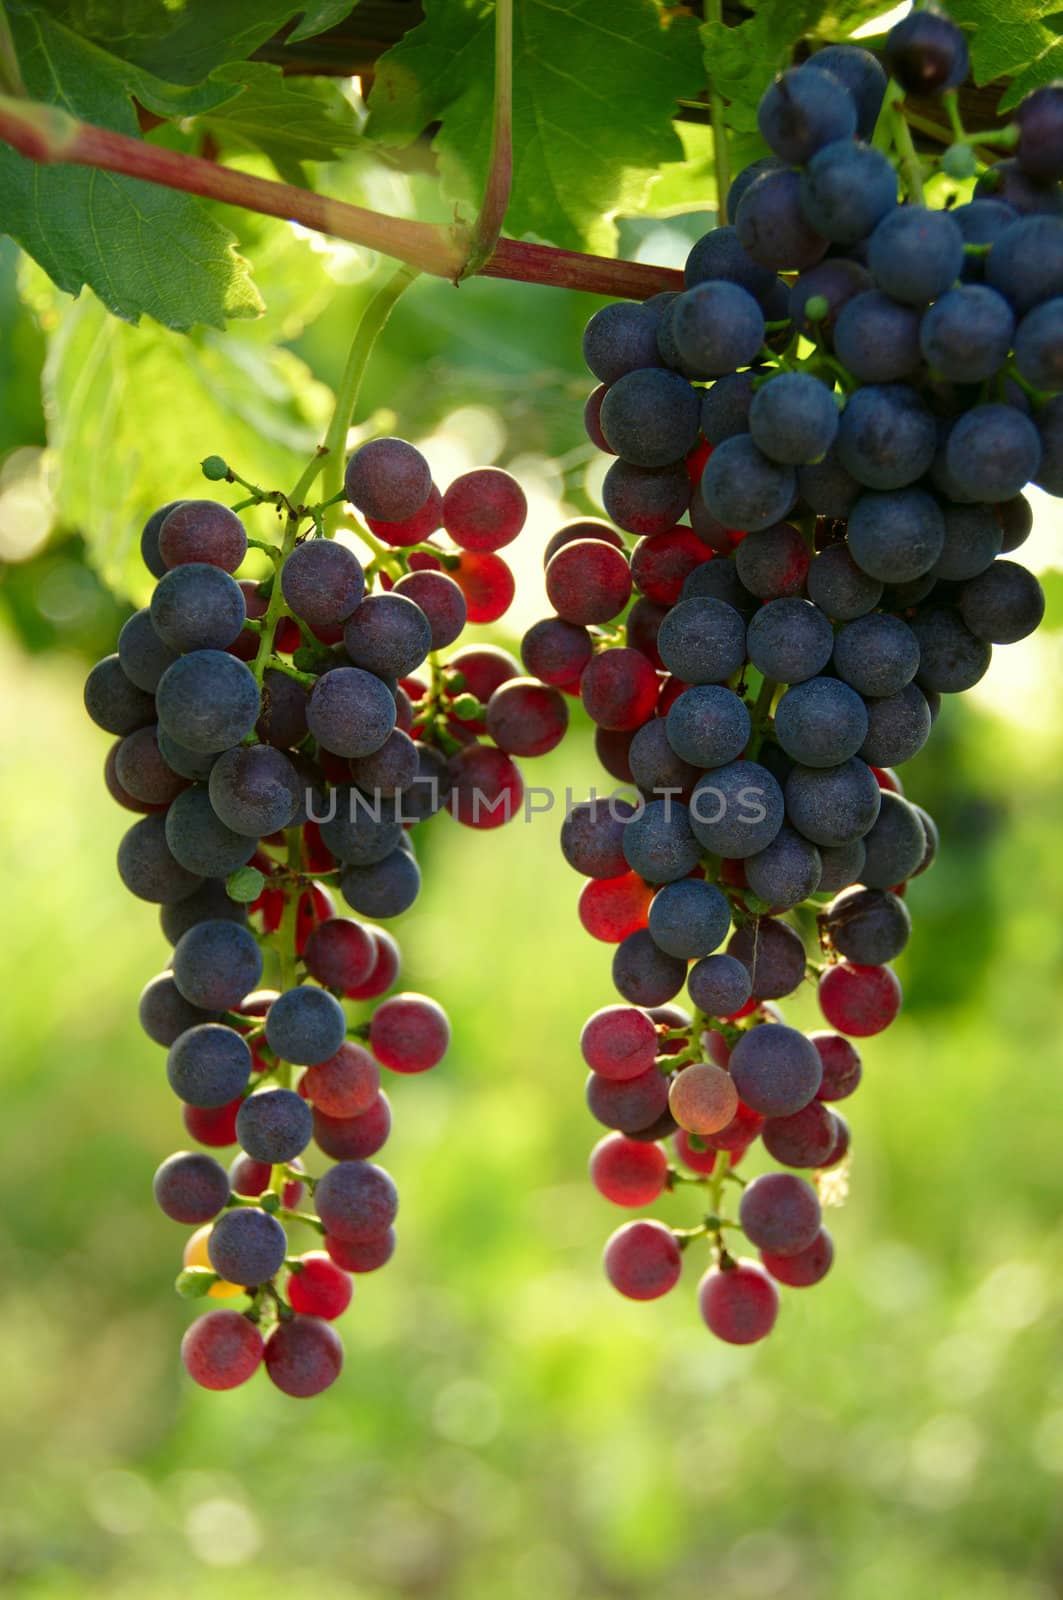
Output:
[
  {"xmin": 84, "ymin": 441, "xmax": 563, "ymax": 1395},
  {"xmin": 525, "ymin": 17, "xmax": 1061, "ymax": 1344}
]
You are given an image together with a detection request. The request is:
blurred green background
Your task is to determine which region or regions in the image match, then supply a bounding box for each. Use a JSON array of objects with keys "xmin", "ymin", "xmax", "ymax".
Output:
[{"xmin": 2, "ymin": 190, "xmax": 1063, "ymax": 1600}]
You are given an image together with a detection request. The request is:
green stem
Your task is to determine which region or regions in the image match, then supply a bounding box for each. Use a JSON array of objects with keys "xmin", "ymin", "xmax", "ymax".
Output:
[
  {"xmin": 750, "ymin": 675, "xmax": 777, "ymax": 724},
  {"xmin": 268, "ymin": 829, "xmax": 302, "ymax": 1198},
  {"xmin": 706, "ymin": 0, "xmax": 731, "ymax": 214},
  {"xmin": 888, "ymin": 93, "xmax": 925, "ymax": 204},
  {"xmin": 942, "ymin": 89, "xmax": 966, "ymax": 146},
  {"xmin": 462, "ymin": 0, "xmax": 513, "ymax": 277},
  {"xmin": 318, "ymin": 263, "xmax": 420, "ymax": 534}
]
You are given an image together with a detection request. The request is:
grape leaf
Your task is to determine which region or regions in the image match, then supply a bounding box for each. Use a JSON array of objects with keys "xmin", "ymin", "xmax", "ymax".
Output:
[
  {"xmin": 1000, "ymin": 37, "xmax": 1063, "ymax": 106},
  {"xmin": 366, "ymin": 0, "xmax": 705, "ymax": 256},
  {"xmin": 198, "ymin": 63, "xmax": 362, "ymax": 164},
  {"xmin": 32, "ymin": 0, "xmax": 316, "ymax": 83},
  {"xmin": 36, "ymin": 272, "xmax": 331, "ymax": 600},
  {"xmin": 288, "ymin": 2, "xmax": 360, "ymax": 44},
  {"xmin": 950, "ymin": 0, "xmax": 1059, "ymax": 92},
  {"xmin": 0, "ymin": 5, "xmax": 262, "ymax": 330}
]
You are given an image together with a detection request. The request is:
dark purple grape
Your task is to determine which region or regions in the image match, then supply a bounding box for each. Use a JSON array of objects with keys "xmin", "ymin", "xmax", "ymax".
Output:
[
  {"xmin": 345, "ymin": 438, "xmax": 432, "ymax": 522},
  {"xmin": 208, "ymin": 1207, "xmax": 288, "ymax": 1285},
  {"xmin": 153, "ymin": 1150, "xmax": 230, "ymax": 1223},
  {"xmin": 167, "ymin": 1023, "xmax": 252, "ymax": 1107},
  {"xmin": 236, "ymin": 1087, "xmax": 313, "ymax": 1163},
  {"xmin": 738, "ymin": 1170, "xmax": 821, "ymax": 1254}
]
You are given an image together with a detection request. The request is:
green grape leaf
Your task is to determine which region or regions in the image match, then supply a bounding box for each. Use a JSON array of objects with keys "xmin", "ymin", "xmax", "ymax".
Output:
[
  {"xmin": 288, "ymin": 1, "xmax": 360, "ymax": 44},
  {"xmin": 1, "ymin": 5, "xmax": 262, "ymax": 329},
  {"xmin": 366, "ymin": 0, "xmax": 705, "ymax": 256},
  {"xmin": 950, "ymin": 0, "xmax": 1059, "ymax": 93},
  {"xmin": 35, "ymin": 264, "xmax": 332, "ymax": 599},
  {"xmin": 32, "ymin": 0, "xmax": 316, "ymax": 83},
  {"xmin": 198, "ymin": 63, "xmax": 362, "ymax": 164},
  {"xmin": 998, "ymin": 35, "xmax": 1063, "ymax": 108}
]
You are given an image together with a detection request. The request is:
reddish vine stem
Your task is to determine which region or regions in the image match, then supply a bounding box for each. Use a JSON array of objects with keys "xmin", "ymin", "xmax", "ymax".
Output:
[{"xmin": 0, "ymin": 94, "xmax": 683, "ymax": 299}]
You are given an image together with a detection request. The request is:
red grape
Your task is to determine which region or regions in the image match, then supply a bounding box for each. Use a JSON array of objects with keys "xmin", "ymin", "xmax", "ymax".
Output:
[
  {"xmin": 761, "ymin": 1228, "xmax": 834, "ymax": 1287},
  {"xmin": 301, "ymin": 1041, "xmax": 380, "ymax": 1116},
  {"xmin": 313, "ymin": 1093, "xmax": 392, "ymax": 1160},
  {"xmin": 580, "ymin": 647, "xmax": 659, "ymax": 730},
  {"xmin": 818, "ymin": 962, "xmax": 902, "ymax": 1036},
  {"xmin": 345, "ymin": 927, "xmax": 401, "ymax": 1000},
  {"xmin": 603, "ymin": 1219, "xmax": 681, "ymax": 1299},
  {"xmin": 630, "ymin": 527, "xmax": 710, "ymax": 605},
  {"xmin": 264, "ymin": 1315, "xmax": 344, "ymax": 1397},
  {"xmin": 442, "ymin": 467, "xmax": 527, "ymax": 551},
  {"xmin": 369, "ymin": 992, "xmax": 450, "ymax": 1074},
  {"xmin": 581, "ymin": 1004, "xmax": 659, "ymax": 1079},
  {"xmin": 325, "ymin": 1228, "xmax": 396, "ymax": 1273},
  {"xmin": 366, "ymin": 485, "xmax": 444, "ymax": 547},
  {"xmin": 698, "ymin": 1260, "xmax": 779, "ymax": 1343},
  {"xmin": 545, "ymin": 539, "xmax": 632, "ymax": 624},
  {"xmin": 578, "ymin": 873, "xmax": 652, "ymax": 943},
  {"xmin": 181, "ymin": 1309, "xmax": 264, "ymax": 1390},
  {"xmin": 287, "ymin": 1252, "xmax": 354, "ymax": 1320},
  {"xmin": 303, "ymin": 918, "xmax": 376, "ymax": 992},
  {"xmin": 450, "ymin": 550, "xmax": 515, "ymax": 622},
  {"xmin": 447, "ymin": 743, "xmax": 524, "ymax": 829},
  {"xmin": 589, "ymin": 1133, "xmax": 669, "ymax": 1207}
]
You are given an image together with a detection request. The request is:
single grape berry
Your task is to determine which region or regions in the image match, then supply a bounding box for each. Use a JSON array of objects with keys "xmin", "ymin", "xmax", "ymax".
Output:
[
  {"xmin": 698, "ymin": 1261, "xmax": 779, "ymax": 1344},
  {"xmin": 208, "ymin": 1207, "xmax": 288, "ymax": 1286},
  {"xmin": 485, "ymin": 678, "xmax": 569, "ymax": 756},
  {"xmin": 181, "ymin": 1310, "xmax": 264, "ymax": 1390},
  {"xmin": 603, "ymin": 1219, "xmax": 682, "ymax": 1300},
  {"xmin": 581, "ymin": 1004, "xmax": 660, "ymax": 1081},
  {"xmin": 818, "ymin": 961, "xmax": 902, "ymax": 1036},
  {"xmin": 729, "ymin": 1024, "xmax": 822, "ymax": 1117},
  {"xmin": 761, "ymin": 1229, "xmax": 834, "ymax": 1288},
  {"xmin": 315, "ymin": 1160, "xmax": 399, "ymax": 1243},
  {"xmin": 727, "ymin": 917, "xmax": 808, "ymax": 1001},
  {"xmin": 345, "ymin": 437, "xmax": 432, "ymax": 522},
  {"xmin": 668, "ymin": 1062, "xmax": 739, "ymax": 1135},
  {"xmin": 236, "ymin": 1088, "xmax": 313, "ymax": 1164},
  {"xmin": 167, "ymin": 1024, "xmax": 252, "ymax": 1108},
  {"xmin": 589, "ymin": 1133, "xmax": 669, "ymax": 1207},
  {"xmin": 287, "ymin": 1253, "xmax": 353, "ymax": 1320},
  {"xmin": 282, "ymin": 539, "xmax": 365, "ymax": 628},
  {"xmin": 687, "ymin": 953, "xmax": 753, "ymax": 1017},
  {"xmin": 264, "ymin": 1315, "xmax": 344, "ymax": 1397},
  {"xmin": 885, "ymin": 10, "xmax": 970, "ymax": 96},
  {"xmin": 441, "ymin": 467, "xmax": 526, "ymax": 551},
  {"xmin": 369, "ymin": 992, "xmax": 450, "ymax": 1074},
  {"xmin": 326, "ymin": 1229, "xmax": 397, "ymax": 1273},
  {"xmin": 302, "ymin": 1042, "xmax": 380, "ymax": 1117},
  {"xmin": 739, "ymin": 1171, "xmax": 821, "ymax": 1256},
  {"xmin": 153, "ymin": 1151, "xmax": 230, "ymax": 1224},
  {"xmin": 266, "ymin": 986, "xmax": 348, "ymax": 1067}
]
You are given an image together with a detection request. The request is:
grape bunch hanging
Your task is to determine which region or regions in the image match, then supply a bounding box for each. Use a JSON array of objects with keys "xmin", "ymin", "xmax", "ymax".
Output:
[
  {"xmin": 524, "ymin": 18, "xmax": 1059, "ymax": 1344},
  {"xmin": 84, "ymin": 442, "xmax": 564, "ymax": 1397}
]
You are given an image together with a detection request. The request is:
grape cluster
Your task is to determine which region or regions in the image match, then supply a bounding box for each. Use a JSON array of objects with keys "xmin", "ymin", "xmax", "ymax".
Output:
[
  {"xmin": 85, "ymin": 440, "xmax": 557, "ymax": 1394},
  {"xmin": 535, "ymin": 21, "xmax": 1057, "ymax": 1344}
]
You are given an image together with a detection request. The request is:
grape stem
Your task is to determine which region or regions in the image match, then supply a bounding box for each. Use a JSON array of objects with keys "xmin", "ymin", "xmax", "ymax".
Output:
[
  {"xmin": 0, "ymin": 92, "xmax": 683, "ymax": 299},
  {"xmin": 317, "ymin": 262, "xmax": 420, "ymax": 535},
  {"xmin": 267, "ymin": 829, "xmax": 302, "ymax": 1199},
  {"xmin": 887, "ymin": 90, "xmax": 925, "ymax": 205},
  {"xmin": 462, "ymin": 0, "xmax": 513, "ymax": 278}
]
